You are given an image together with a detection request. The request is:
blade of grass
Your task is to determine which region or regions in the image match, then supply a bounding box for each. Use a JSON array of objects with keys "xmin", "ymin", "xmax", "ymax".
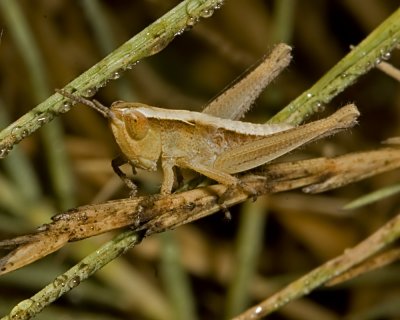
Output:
[
  {"xmin": 269, "ymin": 8, "xmax": 400, "ymax": 125},
  {"xmin": 343, "ymin": 183, "xmax": 400, "ymax": 210},
  {"xmin": 0, "ymin": 0, "xmax": 225, "ymax": 157},
  {"xmin": 232, "ymin": 212, "xmax": 400, "ymax": 319},
  {"xmin": 160, "ymin": 232, "xmax": 198, "ymax": 320},
  {"xmin": 225, "ymin": 199, "xmax": 268, "ymax": 318},
  {"xmin": 0, "ymin": 230, "xmax": 143, "ymax": 320}
]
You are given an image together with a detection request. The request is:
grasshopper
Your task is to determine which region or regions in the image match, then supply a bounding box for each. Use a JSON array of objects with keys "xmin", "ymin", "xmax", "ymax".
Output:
[{"xmin": 58, "ymin": 44, "xmax": 359, "ymax": 196}]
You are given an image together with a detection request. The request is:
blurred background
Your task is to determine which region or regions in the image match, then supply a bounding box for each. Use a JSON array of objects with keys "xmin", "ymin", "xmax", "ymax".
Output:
[{"xmin": 0, "ymin": 0, "xmax": 399, "ymax": 319}]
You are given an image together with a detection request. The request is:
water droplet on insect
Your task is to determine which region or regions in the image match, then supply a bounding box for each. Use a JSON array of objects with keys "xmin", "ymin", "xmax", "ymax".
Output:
[
  {"xmin": 306, "ymin": 92, "xmax": 313, "ymax": 98},
  {"xmin": 374, "ymin": 57, "xmax": 382, "ymax": 65},
  {"xmin": 200, "ymin": 8, "xmax": 214, "ymax": 18},
  {"xmin": 341, "ymin": 72, "xmax": 348, "ymax": 78}
]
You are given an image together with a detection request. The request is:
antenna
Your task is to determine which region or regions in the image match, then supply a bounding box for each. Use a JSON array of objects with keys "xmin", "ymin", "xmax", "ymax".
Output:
[{"xmin": 56, "ymin": 89, "xmax": 112, "ymax": 118}]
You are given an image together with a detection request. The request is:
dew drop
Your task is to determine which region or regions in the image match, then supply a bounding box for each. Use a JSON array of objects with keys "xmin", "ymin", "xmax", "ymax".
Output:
[
  {"xmin": 83, "ymin": 87, "xmax": 96, "ymax": 98},
  {"xmin": 374, "ymin": 57, "xmax": 382, "ymax": 65},
  {"xmin": 69, "ymin": 276, "xmax": 81, "ymax": 288},
  {"xmin": 37, "ymin": 115, "xmax": 49, "ymax": 126},
  {"xmin": 10, "ymin": 299, "xmax": 34, "ymax": 319},
  {"xmin": 111, "ymin": 71, "xmax": 121, "ymax": 80},
  {"xmin": 255, "ymin": 306, "xmax": 263, "ymax": 314},
  {"xmin": 382, "ymin": 51, "xmax": 391, "ymax": 60},
  {"xmin": 200, "ymin": 8, "xmax": 214, "ymax": 18},
  {"xmin": 10, "ymin": 310, "xmax": 25, "ymax": 320},
  {"xmin": 0, "ymin": 146, "xmax": 10, "ymax": 158},
  {"xmin": 126, "ymin": 60, "xmax": 139, "ymax": 70},
  {"xmin": 214, "ymin": 0, "xmax": 224, "ymax": 9},
  {"xmin": 313, "ymin": 101, "xmax": 324, "ymax": 112},
  {"xmin": 306, "ymin": 92, "xmax": 313, "ymax": 98},
  {"xmin": 186, "ymin": 16, "xmax": 197, "ymax": 28},
  {"xmin": 21, "ymin": 129, "xmax": 29, "ymax": 138},
  {"xmin": 150, "ymin": 36, "xmax": 171, "ymax": 55},
  {"xmin": 175, "ymin": 28, "xmax": 185, "ymax": 36},
  {"xmin": 53, "ymin": 275, "xmax": 68, "ymax": 288},
  {"xmin": 341, "ymin": 72, "xmax": 348, "ymax": 78},
  {"xmin": 11, "ymin": 126, "xmax": 22, "ymax": 137},
  {"xmin": 60, "ymin": 101, "xmax": 72, "ymax": 113},
  {"xmin": 96, "ymin": 79, "xmax": 109, "ymax": 90}
]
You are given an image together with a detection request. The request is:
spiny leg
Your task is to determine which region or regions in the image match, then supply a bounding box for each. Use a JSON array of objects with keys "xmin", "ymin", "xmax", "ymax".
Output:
[
  {"xmin": 111, "ymin": 156, "xmax": 138, "ymax": 196},
  {"xmin": 175, "ymin": 159, "xmax": 257, "ymax": 215}
]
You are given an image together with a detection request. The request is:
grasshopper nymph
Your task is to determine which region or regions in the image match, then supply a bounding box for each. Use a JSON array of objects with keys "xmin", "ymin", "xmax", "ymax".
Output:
[{"xmin": 58, "ymin": 44, "xmax": 360, "ymax": 197}]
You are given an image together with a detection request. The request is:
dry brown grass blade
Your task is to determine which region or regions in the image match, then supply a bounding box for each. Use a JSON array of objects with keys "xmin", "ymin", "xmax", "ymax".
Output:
[
  {"xmin": 326, "ymin": 247, "xmax": 400, "ymax": 286},
  {"xmin": 1, "ymin": 147, "xmax": 400, "ymax": 275},
  {"xmin": 233, "ymin": 212, "xmax": 400, "ymax": 320}
]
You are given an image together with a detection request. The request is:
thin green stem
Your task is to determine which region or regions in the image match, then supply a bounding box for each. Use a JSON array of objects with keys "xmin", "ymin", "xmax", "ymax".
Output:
[
  {"xmin": 0, "ymin": 0, "xmax": 224, "ymax": 157},
  {"xmin": 225, "ymin": 199, "xmax": 268, "ymax": 318},
  {"xmin": 273, "ymin": 0, "xmax": 296, "ymax": 43},
  {"xmin": 160, "ymin": 232, "xmax": 198, "ymax": 320},
  {"xmin": 344, "ymin": 183, "xmax": 400, "ymax": 209},
  {"xmin": 1, "ymin": 230, "xmax": 142, "ymax": 320},
  {"xmin": 269, "ymin": 8, "xmax": 400, "ymax": 125},
  {"xmin": 233, "ymin": 213, "xmax": 400, "ymax": 319}
]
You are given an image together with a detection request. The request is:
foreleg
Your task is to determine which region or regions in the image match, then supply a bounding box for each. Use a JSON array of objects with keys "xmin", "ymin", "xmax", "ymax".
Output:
[{"xmin": 111, "ymin": 156, "xmax": 138, "ymax": 196}]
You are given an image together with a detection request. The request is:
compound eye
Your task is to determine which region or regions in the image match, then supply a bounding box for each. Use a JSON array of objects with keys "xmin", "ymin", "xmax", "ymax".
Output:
[{"xmin": 124, "ymin": 110, "xmax": 149, "ymax": 140}]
